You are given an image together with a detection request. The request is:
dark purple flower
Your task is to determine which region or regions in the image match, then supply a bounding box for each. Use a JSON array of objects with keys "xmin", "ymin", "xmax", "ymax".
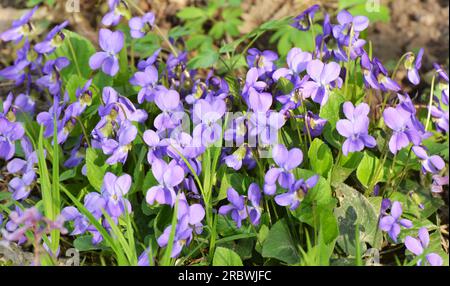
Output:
[
  {"xmin": 102, "ymin": 120, "xmax": 137, "ymax": 165},
  {"xmin": 303, "ymin": 111, "xmax": 327, "ymax": 137},
  {"xmin": 303, "ymin": 59, "xmax": 341, "ymax": 105},
  {"xmin": 379, "ymin": 201, "xmax": 412, "ymax": 243},
  {"xmin": 291, "ymin": 5, "xmax": 320, "ymax": 31},
  {"xmin": 34, "ymin": 21, "xmax": 69, "ymax": 54},
  {"xmin": 264, "ymin": 144, "xmax": 303, "ymax": 195},
  {"xmin": 62, "ymin": 192, "xmax": 107, "ymax": 245},
  {"xmin": 0, "ymin": 118, "xmax": 25, "ymax": 160},
  {"xmin": 275, "ymin": 175, "xmax": 319, "ymax": 210},
  {"xmin": 89, "ymin": 29, "xmax": 124, "ymax": 76},
  {"xmin": 137, "ymin": 48, "xmax": 161, "ymax": 70},
  {"xmin": 64, "ymin": 139, "xmax": 85, "ymax": 168},
  {"xmin": 146, "ymin": 159, "xmax": 185, "ymax": 207},
  {"xmin": 99, "ymin": 86, "xmax": 148, "ymax": 123},
  {"xmin": 218, "ymin": 188, "xmax": 247, "ymax": 228},
  {"xmin": 36, "ymin": 57, "xmax": 70, "ymax": 95},
  {"xmin": 336, "ymin": 102, "xmax": 376, "ymax": 156},
  {"xmin": 246, "ymin": 48, "xmax": 278, "ymax": 76},
  {"xmin": 412, "ymin": 146, "xmax": 445, "ymax": 174},
  {"xmin": 0, "ymin": 6, "xmax": 38, "ymax": 43},
  {"xmin": 405, "ymin": 227, "xmax": 443, "ymax": 266},
  {"xmin": 405, "ymin": 49, "xmax": 424, "ymax": 86}
]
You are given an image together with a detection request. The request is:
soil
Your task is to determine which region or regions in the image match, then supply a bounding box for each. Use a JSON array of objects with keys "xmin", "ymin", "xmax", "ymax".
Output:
[{"xmin": 368, "ymin": 0, "xmax": 449, "ymax": 71}]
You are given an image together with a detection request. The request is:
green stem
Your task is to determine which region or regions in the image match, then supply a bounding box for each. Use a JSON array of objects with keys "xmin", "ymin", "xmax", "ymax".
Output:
[
  {"xmin": 344, "ymin": 27, "xmax": 355, "ymax": 100},
  {"xmin": 75, "ymin": 117, "xmax": 92, "ymax": 148},
  {"xmin": 66, "ymin": 36, "xmax": 82, "ymax": 77},
  {"xmin": 391, "ymin": 52, "xmax": 412, "ymax": 81}
]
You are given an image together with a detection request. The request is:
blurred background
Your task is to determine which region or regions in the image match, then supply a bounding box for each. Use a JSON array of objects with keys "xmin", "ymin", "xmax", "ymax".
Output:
[{"xmin": 1, "ymin": 0, "xmax": 449, "ymax": 92}]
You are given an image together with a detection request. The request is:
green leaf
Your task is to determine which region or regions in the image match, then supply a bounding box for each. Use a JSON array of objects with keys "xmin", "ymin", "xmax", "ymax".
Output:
[
  {"xmin": 308, "ymin": 138, "xmax": 333, "ymax": 177},
  {"xmin": 66, "ymin": 75, "xmax": 87, "ymax": 102},
  {"xmin": 186, "ymin": 35, "xmax": 212, "ymax": 51},
  {"xmin": 212, "ymin": 247, "xmax": 243, "ymax": 266},
  {"xmin": 334, "ymin": 183, "xmax": 383, "ymax": 255},
  {"xmin": 276, "ymin": 77, "xmax": 294, "ymax": 94},
  {"xmin": 262, "ymin": 219, "xmax": 300, "ymax": 265},
  {"xmin": 74, "ymin": 235, "xmax": 109, "ymax": 251},
  {"xmin": 217, "ymin": 173, "xmax": 252, "ymax": 202},
  {"xmin": 349, "ymin": 4, "xmax": 390, "ymax": 23},
  {"xmin": 331, "ymin": 152, "xmax": 364, "ymax": 185},
  {"xmin": 319, "ymin": 91, "xmax": 345, "ymax": 149},
  {"xmin": 187, "ymin": 50, "xmax": 219, "ymax": 69},
  {"xmin": 209, "ymin": 22, "xmax": 226, "ymax": 39},
  {"xmin": 356, "ymin": 151, "xmax": 385, "ymax": 188},
  {"xmin": 219, "ymin": 38, "xmax": 245, "ymax": 54},
  {"xmin": 177, "ymin": 7, "xmax": 207, "ymax": 20},
  {"xmin": 85, "ymin": 148, "xmax": 108, "ymax": 192}
]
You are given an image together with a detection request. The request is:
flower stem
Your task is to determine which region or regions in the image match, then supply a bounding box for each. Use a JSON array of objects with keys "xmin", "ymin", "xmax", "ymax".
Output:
[{"xmin": 344, "ymin": 26, "xmax": 355, "ymax": 100}]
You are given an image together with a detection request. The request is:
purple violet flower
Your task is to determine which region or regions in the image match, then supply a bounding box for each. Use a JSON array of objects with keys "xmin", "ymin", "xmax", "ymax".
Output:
[
  {"xmin": 264, "ymin": 144, "xmax": 303, "ymax": 195},
  {"xmin": 130, "ymin": 65, "xmax": 159, "ymax": 104},
  {"xmin": 34, "ymin": 21, "xmax": 69, "ymax": 54},
  {"xmin": 303, "ymin": 59, "xmax": 341, "ymax": 105},
  {"xmin": 275, "ymin": 175, "xmax": 319, "ymax": 210},
  {"xmin": 0, "ymin": 6, "xmax": 38, "ymax": 43},
  {"xmin": 405, "ymin": 227, "xmax": 443, "ymax": 266},
  {"xmin": 129, "ymin": 12, "xmax": 155, "ymax": 39},
  {"xmin": 405, "ymin": 49, "xmax": 424, "ymax": 86},
  {"xmin": 412, "ymin": 146, "xmax": 445, "ymax": 174},
  {"xmin": 383, "ymin": 107, "xmax": 422, "ymax": 154},
  {"xmin": 102, "ymin": 120, "xmax": 137, "ymax": 165},
  {"xmin": 246, "ymin": 48, "xmax": 278, "ymax": 76},
  {"xmin": 336, "ymin": 102, "xmax": 376, "ymax": 156},
  {"xmin": 146, "ymin": 159, "xmax": 185, "ymax": 207},
  {"xmin": 0, "ymin": 118, "xmax": 25, "ymax": 160},
  {"xmin": 89, "ymin": 29, "xmax": 124, "ymax": 76},
  {"xmin": 379, "ymin": 201, "xmax": 412, "ymax": 243},
  {"xmin": 101, "ymin": 172, "xmax": 132, "ymax": 218},
  {"xmin": 102, "ymin": 0, "xmax": 130, "ymax": 27},
  {"xmin": 291, "ymin": 5, "xmax": 320, "ymax": 31}
]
